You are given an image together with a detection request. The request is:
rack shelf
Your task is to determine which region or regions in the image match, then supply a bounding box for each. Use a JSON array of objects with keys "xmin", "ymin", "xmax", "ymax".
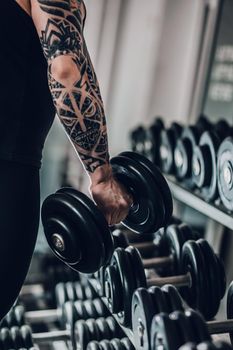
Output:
[{"xmin": 166, "ymin": 177, "xmax": 233, "ymax": 230}]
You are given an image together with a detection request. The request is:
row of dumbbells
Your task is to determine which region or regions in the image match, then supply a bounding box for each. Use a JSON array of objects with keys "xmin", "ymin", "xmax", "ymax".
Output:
[
  {"xmin": 2, "ymin": 274, "xmax": 135, "ymax": 350},
  {"xmin": 94, "ymin": 222, "xmax": 225, "ymax": 324},
  {"xmin": 130, "ymin": 116, "xmax": 233, "ymax": 210},
  {"xmin": 132, "ymin": 282, "xmax": 233, "ymax": 350}
]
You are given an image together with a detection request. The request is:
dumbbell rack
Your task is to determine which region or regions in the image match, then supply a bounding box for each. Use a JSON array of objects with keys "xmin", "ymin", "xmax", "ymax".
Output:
[
  {"xmin": 89, "ymin": 278, "xmax": 136, "ymax": 346},
  {"xmin": 166, "ymin": 177, "xmax": 233, "ymax": 230}
]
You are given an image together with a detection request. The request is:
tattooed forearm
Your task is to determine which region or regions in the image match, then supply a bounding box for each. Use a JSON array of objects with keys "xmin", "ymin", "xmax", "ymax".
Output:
[{"xmin": 37, "ymin": 0, "xmax": 109, "ymax": 173}]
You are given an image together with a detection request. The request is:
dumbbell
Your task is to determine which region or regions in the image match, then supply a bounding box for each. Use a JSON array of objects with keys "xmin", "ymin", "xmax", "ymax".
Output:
[
  {"xmin": 217, "ymin": 137, "xmax": 233, "ymax": 211},
  {"xmin": 159, "ymin": 122, "xmax": 183, "ymax": 174},
  {"xmin": 1, "ymin": 298, "xmax": 109, "ymax": 330},
  {"xmin": 41, "ymin": 151, "xmax": 173, "ymax": 273},
  {"xmin": 150, "ymin": 309, "xmax": 231, "ymax": 350},
  {"xmin": 130, "ymin": 126, "xmax": 147, "ymax": 155},
  {"xmin": 0, "ymin": 324, "xmax": 75, "ymax": 349},
  {"xmin": 96, "ymin": 223, "xmax": 198, "ymax": 299},
  {"xmin": 142, "ymin": 118, "xmax": 164, "ymax": 165},
  {"xmin": 132, "ymin": 285, "xmax": 185, "ymax": 350},
  {"xmin": 87, "ymin": 338, "xmax": 135, "ymax": 350},
  {"xmin": 192, "ymin": 120, "xmax": 231, "ymax": 201},
  {"xmin": 104, "ymin": 239, "xmax": 225, "ymax": 326},
  {"xmin": 75, "ymin": 316, "xmax": 125, "ymax": 350},
  {"xmin": 174, "ymin": 115, "xmax": 211, "ymax": 187}
]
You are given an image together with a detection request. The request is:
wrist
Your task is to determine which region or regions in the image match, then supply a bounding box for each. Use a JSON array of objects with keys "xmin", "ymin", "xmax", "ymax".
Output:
[{"xmin": 89, "ymin": 163, "xmax": 112, "ymax": 187}]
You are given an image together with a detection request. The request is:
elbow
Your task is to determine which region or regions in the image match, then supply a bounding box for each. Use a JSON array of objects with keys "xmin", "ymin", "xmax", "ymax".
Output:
[{"xmin": 50, "ymin": 55, "xmax": 81, "ymax": 83}]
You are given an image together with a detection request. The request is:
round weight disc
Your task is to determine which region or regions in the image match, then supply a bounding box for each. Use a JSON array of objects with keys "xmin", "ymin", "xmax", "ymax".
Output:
[
  {"xmin": 57, "ymin": 188, "xmax": 114, "ymax": 266},
  {"xmin": 42, "ymin": 192, "xmax": 105, "ymax": 273},
  {"xmin": 125, "ymin": 246, "xmax": 147, "ymax": 288},
  {"xmin": 120, "ymin": 151, "xmax": 173, "ymax": 226},
  {"xmin": 165, "ymin": 224, "xmax": 186, "ymax": 275},
  {"xmin": 199, "ymin": 131, "xmax": 221, "ymax": 201},
  {"xmin": 181, "ymin": 240, "xmax": 206, "ymax": 314},
  {"xmin": 170, "ymin": 311, "xmax": 195, "ymax": 344},
  {"xmin": 150, "ymin": 313, "xmax": 179, "ymax": 350},
  {"xmin": 161, "ymin": 284, "xmax": 184, "ymax": 312},
  {"xmin": 131, "ymin": 288, "xmax": 156, "ymax": 350},
  {"xmin": 110, "ymin": 155, "xmax": 165, "ymax": 233},
  {"xmin": 184, "ymin": 309, "xmax": 211, "ymax": 343},
  {"xmin": 149, "ymin": 286, "xmax": 169, "ymax": 314},
  {"xmin": 217, "ymin": 137, "xmax": 233, "ymax": 211}
]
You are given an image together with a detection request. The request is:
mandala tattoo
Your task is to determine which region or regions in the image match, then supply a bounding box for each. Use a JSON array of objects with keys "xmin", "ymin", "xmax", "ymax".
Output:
[{"xmin": 37, "ymin": 0, "xmax": 109, "ymax": 173}]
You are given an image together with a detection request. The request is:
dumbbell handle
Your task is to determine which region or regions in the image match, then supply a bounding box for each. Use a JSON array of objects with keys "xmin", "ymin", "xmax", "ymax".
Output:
[
  {"xmin": 33, "ymin": 329, "xmax": 70, "ymax": 343},
  {"xmin": 25, "ymin": 309, "xmax": 60, "ymax": 323},
  {"xmin": 147, "ymin": 272, "xmax": 192, "ymax": 288},
  {"xmin": 142, "ymin": 255, "xmax": 173, "ymax": 269},
  {"xmin": 208, "ymin": 319, "xmax": 233, "ymax": 334}
]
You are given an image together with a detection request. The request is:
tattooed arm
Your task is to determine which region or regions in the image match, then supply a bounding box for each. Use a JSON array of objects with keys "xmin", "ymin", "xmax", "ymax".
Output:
[{"xmin": 30, "ymin": 0, "xmax": 132, "ymax": 224}]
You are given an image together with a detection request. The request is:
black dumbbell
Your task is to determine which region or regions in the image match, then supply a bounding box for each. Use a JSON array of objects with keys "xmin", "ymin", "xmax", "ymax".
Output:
[
  {"xmin": 132, "ymin": 285, "xmax": 185, "ymax": 350},
  {"xmin": 55, "ymin": 281, "xmax": 98, "ymax": 307},
  {"xmin": 41, "ymin": 152, "xmax": 173, "ymax": 273},
  {"xmin": 75, "ymin": 316, "xmax": 125, "ymax": 350},
  {"xmin": 217, "ymin": 137, "xmax": 233, "ymax": 211},
  {"xmin": 2, "ymin": 298, "xmax": 109, "ymax": 330},
  {"xmin": 0, "ymin": 323, "xmax": 80, "ymax": 349},
  {"xmin": 104, "ymin": 239, "xmax": 225, "ymax": 325},
  {"xmin": 130, "ymin": 126, "xmax": 147, "ymax": 155},
  {"xmin": 150, "ymin": 309, "xmax": 213, "ymax": 350},
  {"xmin": 96, "ymin": 223, "xmax": 198, "ymax": 299},
  {"xmin": 174, "ymin": 116, "xmax": 211, "ymax": 187},
  {"xmin": 142, "ymin": 118, "xmax": 164, "ymax": 165},
  {"xmin": 159, "ymin": 122, "xmax": 183, "ymax": 174},
  {"xmin": 192, "ymin": 120, "xmax": 231, "ymax": 201},
  {"xmin": 87, "ymin": 338, "xmax": 135, "ymax": 350}
]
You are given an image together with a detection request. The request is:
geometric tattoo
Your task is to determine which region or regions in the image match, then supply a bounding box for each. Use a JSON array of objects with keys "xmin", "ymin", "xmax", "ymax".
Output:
[{"xmin": 37, "ymin": 0, "xmax": 109, "ymax": 173}]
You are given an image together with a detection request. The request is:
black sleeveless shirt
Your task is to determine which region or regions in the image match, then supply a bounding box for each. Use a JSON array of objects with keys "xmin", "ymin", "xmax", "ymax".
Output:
[{"xmin": 0, "ymin": 1, "xmax": 55, "ymax": 168}]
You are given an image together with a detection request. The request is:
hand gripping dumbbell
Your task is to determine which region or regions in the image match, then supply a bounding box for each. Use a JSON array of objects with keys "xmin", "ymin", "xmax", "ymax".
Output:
[
  {"xmin": 104, "ymin": 239, "xmax": 226, "ymax": 326},
  {"xmin": 75, "ymin": 316, "xmax": 125, "ymax": 350},
  {"xmin": 41, "ymin": 152, "xmax": 173, "ymax": 273},
  {"xmin": 174, "ymin": 115, "xmax": 211, "ymax": 187},
  {"xmin": 192, "ymin": 120, "xmax": 231, "ymax": 201},
  {"xmin": 132, "ymin": 285, "xmax": 185, "ymax": 350},
  {"xmin": 217, "ymin": 137, "xmax": 233, "ymax": 211},
  {"xmin": 150, "ymin": 309, "xmax": 232, "ymax": 350},
  {"xmin": 87, "ymin": 338, "xmax": 135, "ymax": 350},
  {"xmin": 159, "ymin": 122, "xmax": 183, "ymax": 174}
]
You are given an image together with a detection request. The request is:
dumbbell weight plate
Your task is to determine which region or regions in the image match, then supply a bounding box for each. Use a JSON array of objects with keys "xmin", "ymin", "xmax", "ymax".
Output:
[
  {"xmin": 10, "ymin": 326, "xmax": 25, "ymax": 349},
  {"xmin": 159, "ymin": 122, "xmax": 182, "ymax": 174},
  {"xmin": 181, "ymin": 241, "xmax": 206, "ymax": 316},
  {"xmin": 161, "ymin": 285, "xmax": 184, "ymax": 312},
  {"xmin": 95, "ymin": 318, "xmax": 111, "ymax": 341},
  {"xmin": 217, "ymin": 137, "xmax": 233, "ymax": 211},
  {"xmin": 144, "ymin": 118, "xmax": 164, "ymax": 165},
  {"xmin": 148, "ymin": 287, "xmax": 169, "ymax": 314},
  {"xmin": 41, "ymin": 192, "xmax": 105, "ymax": 273},
  {"xmin": 165, "ymin": 225, "xmax": 186, "ymax": 275},
  {"xmin": 110, "ymin": 154, "xmax": 166, "ymax": 233},
  {"xmin": 184, "ymin": 309, "xmax": 211, "ymax": 343},
  {"xmin": 121, "ymin": 151, "xmax": 173, "ymax": 225},
  {"xmin": 57, "ymin": 187, "xmax": 114, "ymax": 267},
  {"xmin": 125, "ymin": 246, "xmax": 147, "ymax": 288},
  {"xmin": 0, "ymin": 328, "xmax": 15, "ymax": 350},
  {"xmin": 150, "ymin": 313, "xmax": 180, "ymax": 350},
  {"xmin": 170, "ymin": 311, "xmax": 196, "ymax": 345},
  {"xmin": 227, "ymin": 281, "xmax": 233, "ymax": 344},
  {"xmin": 131, "ymin": 288, "xmax": 157, "ymax": 350},
  {"xmin": 197, "ymin": 240, "xmax": 223, "ymax": 320},
  {"xmin": 192, "ymin": 131, "xmax": 220, "ymax": 200}
]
